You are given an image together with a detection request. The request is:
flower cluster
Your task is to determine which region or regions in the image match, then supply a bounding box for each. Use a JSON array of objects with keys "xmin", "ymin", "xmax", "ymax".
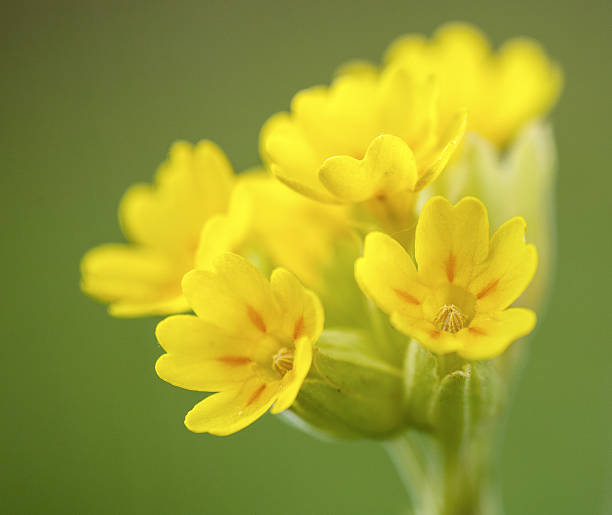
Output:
[{"xmin": 82, "ymin": 22, "xmax": 560, "ymax": 438}]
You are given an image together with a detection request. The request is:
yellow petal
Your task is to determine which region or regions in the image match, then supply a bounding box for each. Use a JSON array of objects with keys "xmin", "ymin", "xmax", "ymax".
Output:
[
  {"xmin": 260, "ymin": 113, "xmax": 336, "ymax": 202},
  {"xmin": 334, "ymin": 59, "xmax": 379, "ymax": 80},
  {"xmin": 270, "ymin": 268, "xmax": 324, "ymax": 343},
  {"xmin": 191, "ymin": 140, "xmax": 235, "ymax": 211},
  {"xmin": 182, "ymin": 253, "xmax": 280, "ymax": 338},
  {"xmin": 184, "ymin": 377, "xmax": 280, "ymax": 435},
  {"xmin": 155, "ymin": 315, "xmax": 254, "ymax": 391},
  {"xmin": 194, "ymin": 183, "xmax": 252, "ymax": 270},
  {"xmin": 319, "ymin": 134, "xmax": 418, "ymax": 202},
  {"xmin": 377, "ymin": 67, "xmax": 438, "ymax": 148},
  {"xmin": 383, "ymin": 34, "xmax": 428, "ymax": 70},
  {"xmin": 469, "ymin": 217, "xmax": 538, "ymax": 312},
  {"xmin": 234, "ymin": 172, "xmax": 351, "ymax": 287},
  {"xmin": 355, "ymin": 232, "xmax": 427, "ymax": 319},
  {"xmin": 291, "ymin": 77, "xmax": 379, "ymax": 159},
  {"xmin": 486, "ymin": 38, "xmax": 563, "ymax": 145},
  {"xmin": 390, "ymin": 313, "xmax": 460, "ymax": 355},
  {"xmin": 156, "ymin": 354, "xmax": 253, "ymax": 392},
  {"xmin": 455, "ymin": 308, "xmax": 536, "ymax": 360},
  {"xmin": 271, "ymin": 337, "xmax": 313, "ymax": 414},
  {"xmin": 119, "ymin": 140, "xmax": 234, "ymax": 254},
  {"xmin": 415, "ymin": 196, "xmax": 489, "ymax": 288},
  {"xmin": 80, "ymin": 244, "xmax": 188, "ymax": 317},
  {"xmin": 194, "ymin": 214, "xmax": 246, "ymax": 271},
  {"xmin": 434, "ymin": 22, "xmax": 490, "ymax": 54},
  {"xmin": 414, "ymin": 110, "xmax": 467, "ymax": 191},
  {"xmin": 109, "ymin": 297, "xmax": 189, "ymax": 318}
]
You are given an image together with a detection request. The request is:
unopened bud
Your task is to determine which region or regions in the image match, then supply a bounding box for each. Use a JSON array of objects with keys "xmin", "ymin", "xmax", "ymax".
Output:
[{"xmin": 289, "ymin": 329, "xmax": 405, "ymax": 439}]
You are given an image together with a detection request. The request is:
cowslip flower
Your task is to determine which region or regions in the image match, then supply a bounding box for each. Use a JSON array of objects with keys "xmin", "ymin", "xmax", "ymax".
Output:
[
  {"xmin": 81, "ymin": 141, "xmax": 236, "ymax": 316},
  {"xmin": 260, "ymin": 67, "xmax": 466, "ymax": 204},
  {"xmin": 385, "ymin": 22, "xmax": 562, "ymax": 146},
  {"xmin": 355, "ymin": 196, "xmax": 537, "ymax": 360},
  {"xmin": 155, "ymin": 253, "xmax": 324, "ymax": 435}
]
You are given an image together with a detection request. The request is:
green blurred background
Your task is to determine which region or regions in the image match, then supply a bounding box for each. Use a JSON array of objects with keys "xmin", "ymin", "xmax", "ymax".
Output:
[{"xmin": 2, "ymin": 1, "xmax": 611, "ymax": 513}]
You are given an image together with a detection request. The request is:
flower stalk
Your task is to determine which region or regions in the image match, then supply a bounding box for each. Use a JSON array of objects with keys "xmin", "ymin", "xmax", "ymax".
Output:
[{"xmin": 388, "ymin": 429, "xmax": 505, "ymax": 515}]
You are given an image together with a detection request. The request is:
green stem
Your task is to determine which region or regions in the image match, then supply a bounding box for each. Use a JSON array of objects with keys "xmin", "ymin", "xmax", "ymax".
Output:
[
  {"xmin": 386, "ymin": 432, "xmax": 504, "ymax": 515},
  {"xmin": 385, "ymin": 432, "xmax": 439, "ymax": 515},
  {"xmin": 439, "ymin": 442, "xmax": 503, "ymax": 515}
]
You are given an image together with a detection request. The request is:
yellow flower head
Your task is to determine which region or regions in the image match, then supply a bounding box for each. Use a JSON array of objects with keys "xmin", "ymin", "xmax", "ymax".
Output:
[
  {"xmin": 355, "ymin": 196, "xmax": 537, "ymax": 360},
  {"xmin": 385, "ymin": 23, "xmax": 562, "ymax": 146},
  {"xmin": 155, "ymin": 253, "xmax": 324, "ymax": 435},
  {"xmin": 260, "ymin": 68, "xmax": 467, "ymax": 204},
  {"xmin": 81, "ymin": 141, "xmax": 236, "ymax": 316}
]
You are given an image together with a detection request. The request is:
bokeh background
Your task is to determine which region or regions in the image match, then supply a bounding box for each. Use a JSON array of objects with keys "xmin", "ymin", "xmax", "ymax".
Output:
[{"xmin": 2, "ymin": 1, "xmax": 611, "ymax": 513}]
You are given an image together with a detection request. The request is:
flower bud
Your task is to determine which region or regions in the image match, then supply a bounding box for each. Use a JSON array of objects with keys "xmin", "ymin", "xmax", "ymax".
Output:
[
  {"xmin": 430, "ymin": 357, "xmax": 505, "ymax": 451},
  {"xmin": 288, "ymin": 331, "xmax": 508, "ymax": 443},
  {"xmin": 402, "ymin": 339, "xmax": 439, "ymax": 429},
  {"xmin": 402, "ymin": 340, "xmax": 506, "ymax": 445},
  {"xmin": 288, "ymin": 329, "xmax": 405, "ymax": 439}
]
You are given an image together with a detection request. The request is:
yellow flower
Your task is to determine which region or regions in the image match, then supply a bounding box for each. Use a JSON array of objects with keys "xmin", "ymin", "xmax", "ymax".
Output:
[
  {"xmin": 203, "ymin": 171, "xmax": 352, "ymax": 289},
  {"xmin": 385, "ymin": 23, "xmax": 562, "ymax": 146},
  {"xmin": 260, "ymin": 67, "xmax": 466, "ymax": 204},
  {"xmin": 155, "ymin": 253, "xmax": 324, "ymax": 435},
  {"xmin": 355, "ymin": 196, "xmax": 537, "ymax": 360},
  {"xmin": 81, "ymin": 141, "xmax": 236, "ymax": 316}
]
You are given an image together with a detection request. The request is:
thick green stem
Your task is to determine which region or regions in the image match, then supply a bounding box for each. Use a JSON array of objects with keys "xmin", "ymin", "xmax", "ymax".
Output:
[
  {"xmin": 439, "ymin": 441, "xmax": 503, "ymax": 515},
  {"xmin": 385, "ymin": 432, "xmax": 439, "ymax": 515},
  {"xmin": 386, "ymin": 431, "xmax": 504, "ymax": 515}
]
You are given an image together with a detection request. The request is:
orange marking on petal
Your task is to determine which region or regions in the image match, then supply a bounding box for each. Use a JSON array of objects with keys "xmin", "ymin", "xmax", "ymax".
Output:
[
  {"xmin": 469, "ymin": 327, "xmax": 487, "ymax": 336},
  {"xmin": 445, "ymin": 253, "xmax": 455, "ymax": 283},
  {"xmin": 217, "ymin": 356, "xmax": 251, "ymax": 366},
  {"xmin": 429, "ymin": 330, "xmax": 441, "ymax": 339},
  {"xmin": 293, "ymin": 316, "xmax": 304, "ymax": 340},
  {"xmin": 477, "ymin": 279, "xmax": 499, "ymax": 300},
  {"xmin": 375, "ymin": 192, "xmax": 386, "ymax": 201},
  {"xmin": 393, "ymin": 289, "xmax": 420, "ymax": 305},
  {"xmin": 246, "ymin": 384, "xmax": 266, "ymax": 407},
  {"xmin": 246, "ymin": 305, "xmax": 267, "ymax": 333}
]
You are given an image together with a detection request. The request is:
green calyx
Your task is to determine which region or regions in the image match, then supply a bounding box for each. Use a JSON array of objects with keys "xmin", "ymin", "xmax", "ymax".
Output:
[
  {"xmin": 290, "ymin": 329, "xmax": 405, "ymax": 439},
  {"xmin": 288, "ymin": 325, "xmax": 506, "ymax": 444}
]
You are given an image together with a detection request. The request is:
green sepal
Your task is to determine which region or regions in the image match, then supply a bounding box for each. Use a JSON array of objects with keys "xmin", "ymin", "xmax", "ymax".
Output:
[
  {"xmin": 431, "ymin": 359, "xmax": 504, "ymax": 452},
  {"xmin": 317, "ymin": 238, "xmax": 371, "ymax": 330},
  {"xmin": 402, "ymin": 339, "xmax": 440, "ymax": 430},
  {"xmin": 290, "ymin": 329, "xmax": 405, "ymax": 439}
]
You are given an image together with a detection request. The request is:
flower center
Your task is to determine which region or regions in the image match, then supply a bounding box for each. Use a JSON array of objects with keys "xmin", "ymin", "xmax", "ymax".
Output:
[
  {"xmin": 433, "ymin": 304, "xmax": 466, "ymax": 333},
  {"xmin": 272, "ymin": 347, "xmax": 294, "ymax": 377}
]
